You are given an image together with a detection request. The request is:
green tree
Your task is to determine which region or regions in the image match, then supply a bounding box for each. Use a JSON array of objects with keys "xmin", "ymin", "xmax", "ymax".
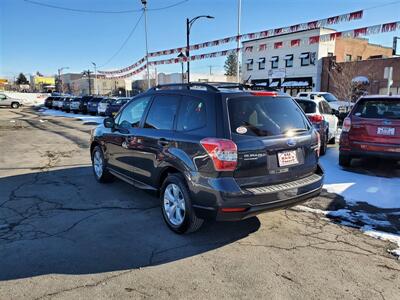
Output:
[
  {"xmin": 224, "ymin": 52, "xmax": 238, "ymax": 76},
  {"xmin": 16, "ymin": 73, "xmax": 29, "ymax": 85}
]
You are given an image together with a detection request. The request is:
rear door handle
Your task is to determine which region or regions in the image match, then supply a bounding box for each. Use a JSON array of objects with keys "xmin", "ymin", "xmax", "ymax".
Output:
[{"xmin": 158, "ymin": 138, "xmax": 170, "ymax": 146}]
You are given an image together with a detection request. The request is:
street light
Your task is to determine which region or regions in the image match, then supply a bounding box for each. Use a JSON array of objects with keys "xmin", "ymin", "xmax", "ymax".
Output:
[
  {"xmin": 57, "ymin": 66, "xmax": 69, "ymax": 94},
  {"xmin": 141, "ymin": 0, "xmax": 151, "ymax": 89},
  {"xmin": 91, "ymin": 62, "xmax": 99, "ymax": 95},
  {"xmin": 177, "ymin": 52, "xmax": 186, "ymax": 83},
  {"xmin": 186, "ymin": 15, "xmax": 214, "ymax": 83}
]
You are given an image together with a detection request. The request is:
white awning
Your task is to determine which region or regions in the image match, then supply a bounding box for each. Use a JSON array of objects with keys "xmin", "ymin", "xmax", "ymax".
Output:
[
  {"xmin": 284, "ymin": 55, "xmax": 293, "ymax": 60},
  {"xmin": 299, "ymin": 53, "xmax": 309, "ymax": 59},
  {"xmin": 352, "ymin": 76, "xmax": 369, "ymax": 84},
  {"xmin": 258, "ymin": 57, "xmax": 266, "ymax": 62},
  {"xmin": 246, "ymin": 59, "xmax": 253, "ymax": 64},
  {"xmin": 281, "ymin": 81, "xmax": 309, "ymax": 87},
  {"xmin": 269, "ymin": 81, "xmax": 279, "ymax": 87},
  {"xmin": 269, "ymin": 56, "xmax": 279, "ymax": 62}
]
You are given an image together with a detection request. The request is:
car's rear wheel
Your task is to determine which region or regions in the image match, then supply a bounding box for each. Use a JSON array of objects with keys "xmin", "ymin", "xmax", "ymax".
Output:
[
  {"xmin": 161, "ymin": 174, "xmax": 204, "ymax": 234},
  {"xmin": 328, "ymin": 136, "xmax": 336, "ymax": 144},
  {"xmin": 339, "ymin": 153, "xmax": 352, "ymax": 167},
  {"xmin": 92, "ymin": 146, "xmax": 113, "ymax": 183},
  {"xmin": 11, "ymin": 102, "xmax": 20, "ymax": 109}
]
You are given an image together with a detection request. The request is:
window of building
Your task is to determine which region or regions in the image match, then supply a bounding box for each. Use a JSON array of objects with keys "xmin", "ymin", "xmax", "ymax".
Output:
[
  {"xmin": 176, "ymin": 96, "xmax": 207, "ymax": 132},
  {"xmin": 144, "ymin": 95, "xmax": 179, "ymax": 130},
  {"xmin": 356, "ymin": 56, "xmax": 362, "ymax": 61},
  {"xmin": 270, "ymin": 56, "xmax": 279, "ymax": 69},
  {"xmin": 258, "ymin": 58, "xmax": 266, "ymax": 69},
  {"xmin": 300, "ymin": 52, "xmax": 310, "ymax": 66},
  {"xmin": 246, "ymin": 59, "xmax": 253, "ymax": 71},
  {"xmin": 345, "ymin": 54, "xmax": 352, "ymax": 62},
  {"xmin": 284, "ymin": 54, "xmax": 293, "ymax": 67}
]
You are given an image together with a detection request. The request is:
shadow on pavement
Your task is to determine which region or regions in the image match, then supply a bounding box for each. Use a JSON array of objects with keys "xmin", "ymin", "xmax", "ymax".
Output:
[{"xmin": 0, "ymin": 167, "xmax": 260, "ymax": 281}]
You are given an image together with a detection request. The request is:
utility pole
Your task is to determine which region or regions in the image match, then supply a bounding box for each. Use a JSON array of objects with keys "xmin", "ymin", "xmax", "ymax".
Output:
[
  {"xmin": 209, "ymin": 65, "xmax": 212, "ymax": 76},
  {"xmin": 57, "ymin": 66, "xmax": 69, "ymax": 94},
  {"xmin": 236, "ymin": 0, "xmax": 242, "ymax": 83},
  {"xmin": 83, "ymin": 70, "xmax": 93, "ymax": 95},
  {"xmin": 92, "ymin": 62, "xmax": 98, "ymax": 95},
  {"xmin": 141, "ymin": 0, "xmax": 151, "ymax": 89}
]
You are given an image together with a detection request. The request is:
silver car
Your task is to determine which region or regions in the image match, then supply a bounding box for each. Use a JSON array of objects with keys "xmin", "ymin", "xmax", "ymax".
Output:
[{"xmin": 0, "ymin": 93, "xmax": 22, "ymax": 109}]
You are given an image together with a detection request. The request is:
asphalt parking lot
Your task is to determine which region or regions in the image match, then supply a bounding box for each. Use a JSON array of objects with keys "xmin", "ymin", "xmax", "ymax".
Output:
[{"xmin": 0, "ymin": 107, "xmax": 399, "ymax": 299}]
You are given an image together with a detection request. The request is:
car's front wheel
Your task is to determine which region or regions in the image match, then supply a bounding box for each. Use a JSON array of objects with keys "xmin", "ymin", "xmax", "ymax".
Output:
[
  {"xmin": 92, "ymin": 146, "xmax": 113, "ymax": 183},
  {"xmin": 161, "ymin": 174, "xmax": 204, "ymax": 234},
  {"xmin": 11, "ymin": 102, "xmax": 20, "ymax": 109}
]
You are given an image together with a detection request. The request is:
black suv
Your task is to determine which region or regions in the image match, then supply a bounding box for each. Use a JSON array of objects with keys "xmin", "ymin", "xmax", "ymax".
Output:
[{"xmin": 90, "ymin": 84, "xmax": 324, "ymax": 233}]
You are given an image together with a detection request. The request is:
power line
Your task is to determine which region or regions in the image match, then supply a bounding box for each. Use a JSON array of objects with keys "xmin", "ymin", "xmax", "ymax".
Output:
[
  {"xmin": 363, "ymin": 0, "xmax": 400, "ymax": 11},
  {"xmin": 99, "ymin": 12, "xmax": 144, "ymax": 68},
  {"xmin": 23, "ymin": 0, "xmax": 190, "ymax": 14}
]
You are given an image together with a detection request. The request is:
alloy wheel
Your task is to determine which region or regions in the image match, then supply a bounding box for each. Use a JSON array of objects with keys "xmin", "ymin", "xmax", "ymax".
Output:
[{"xmin": 163, "ymin": 183, "xmax": 186, "ymax": 226}]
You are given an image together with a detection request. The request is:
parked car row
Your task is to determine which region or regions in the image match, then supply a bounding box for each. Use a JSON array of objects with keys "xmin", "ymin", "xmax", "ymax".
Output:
[{"xmin": 44, "ymin": 95, "xmax": 131, "ymax": 116}]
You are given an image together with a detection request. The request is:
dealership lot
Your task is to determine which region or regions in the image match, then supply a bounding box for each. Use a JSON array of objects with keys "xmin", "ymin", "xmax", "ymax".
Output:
[{"xmin": 0, "ymin": 107, "xmax": 399, "ymax": 299}]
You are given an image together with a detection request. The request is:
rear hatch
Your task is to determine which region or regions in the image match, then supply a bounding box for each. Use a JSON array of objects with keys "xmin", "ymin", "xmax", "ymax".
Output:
[
  {"xmin": 227, "ymin": 94, "xmax": 319, "ymax": 187},
  {"xmin": 350, "ymin": 97, "xmax": 400, "ymax": 145}
]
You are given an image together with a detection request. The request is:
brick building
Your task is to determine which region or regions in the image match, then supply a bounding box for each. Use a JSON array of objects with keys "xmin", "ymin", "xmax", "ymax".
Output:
[
  {"xmin": 320, "ymin": 56, "xmax": 400, "ymax": 100},
  {"xmin": 334, "ymin": 38, "xmax": 393, "ymax": 62}
]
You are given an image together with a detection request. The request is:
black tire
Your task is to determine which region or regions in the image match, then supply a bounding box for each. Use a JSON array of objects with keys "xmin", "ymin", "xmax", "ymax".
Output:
[
  {"xmin": 91, "ymin": 146, "xmax": 114, "ymax": 183},
  {"xmin": 339, "ymin": 153, "xmax": 351, "ymax": 167},
  {"xmin": 328, "ymin": 136, "xmax": 336, "ymax": 145},
  {"xmin": 320, "ymin": 133, "xmax": 327, "ymax": 156},
  {"xmin": 160, "ymin": 173, "xmax": 204, "ymax": 234},
  {"xmin": 11, "ymin": 102, "xmax": 20, "ymax": 109}
]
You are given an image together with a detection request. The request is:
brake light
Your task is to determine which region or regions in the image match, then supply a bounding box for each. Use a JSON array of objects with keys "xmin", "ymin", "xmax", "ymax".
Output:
[
  {"xmin": 342, "ymin": 117, "xmax": 351, "ymax": 132},
  {"xmin": 308, "ymin": 114, "xmax": 324, "ymax": 123},
  {"xmin": 250, "ymin": 91, "xmax": 278, "ymax": 97},
  {"xmin": 200, "ymin": 138, "xmax": 238, "ymax": 171}
]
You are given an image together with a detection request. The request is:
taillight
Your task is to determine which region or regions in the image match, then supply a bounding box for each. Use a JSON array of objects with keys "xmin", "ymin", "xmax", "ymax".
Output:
[
  {"xmin": 200, "ymin": 138, "xmax": 238, "ymax": 171},
  {"xmin": 308, "ymin": 114, "xmax": 324, "ymax": 123},
  {"xmin": 250, "ymin": 91, "xmax": 278, "ymax": 97},
  {"xmin": 342, "ymin": 117, "xmax": 351, "ymax": 132}
]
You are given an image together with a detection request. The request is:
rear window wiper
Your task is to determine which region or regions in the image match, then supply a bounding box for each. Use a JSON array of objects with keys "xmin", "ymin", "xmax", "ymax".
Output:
[{"xmin": 282, "ymin": 128, "xmax": 308, "ymax": 134}]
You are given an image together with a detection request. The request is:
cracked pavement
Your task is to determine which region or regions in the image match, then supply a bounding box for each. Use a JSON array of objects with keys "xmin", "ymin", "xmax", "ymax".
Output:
[{"xmin": 0, "ymin": 107, "xmax": 399, "ymax": 299}]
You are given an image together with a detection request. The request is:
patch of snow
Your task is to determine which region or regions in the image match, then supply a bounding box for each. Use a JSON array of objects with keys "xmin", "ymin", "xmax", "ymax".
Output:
[
  {"xmin": 40, "ymin": 109, "xmax": 104, "ymax": 125},
  {"xmin": 320, "ymin": 147, "xmax": 400, "ymax": 209},
  {"xmin": 362, "ymin": 226, "xmax": 400, "ymax": 259},
  {"xmin": 9, "ymin": 120, "xmax": 16, "ymax": 123}
]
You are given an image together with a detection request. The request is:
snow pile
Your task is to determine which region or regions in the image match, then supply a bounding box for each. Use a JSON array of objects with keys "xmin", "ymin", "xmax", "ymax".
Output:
[
  {"xmin": 39, "ymin": 109, "xmax": 104, "ymax": 125},
  {"xmin": 362, "ymin": 227, "xmax": 400, "ymax": 259},
  {"xmin": 319, "ymin": 147, "xmax": 400, "ymax": 209}
]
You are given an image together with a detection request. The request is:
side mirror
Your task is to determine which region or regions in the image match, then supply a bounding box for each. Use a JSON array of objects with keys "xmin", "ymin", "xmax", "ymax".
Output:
[{"xmin": 103, "ymin": 117, "xmax": 115, "ymax": 128}]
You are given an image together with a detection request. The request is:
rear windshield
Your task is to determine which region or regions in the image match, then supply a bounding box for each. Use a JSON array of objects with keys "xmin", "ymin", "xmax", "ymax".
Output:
[
  {"xmin": 114, "ymin": 99, "xmax": 128, "ymax": 105},
  {"xmin": 91, "ymin": 98, "xmax": 103, "ymax": 102},
  {"xmin": 353, "ymin": 99, "xmax": 400, "ymax": 119},
  {"xmin": 295, "ymin": 100, "xmax": 316, "ymax": 113},
  {"xmin": 228, "ymin": 96, "xmax": 311, "ymax": 137},
  {"xmin": 320, "ymin": 93, "xmax": 338, "ymax": 102}
]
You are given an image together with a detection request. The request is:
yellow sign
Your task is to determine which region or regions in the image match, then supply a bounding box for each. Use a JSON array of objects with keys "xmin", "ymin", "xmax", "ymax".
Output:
[
  {"xmin": 34, "ymin": 76, "xmax": 55, "ymax": 85},
  {"xmin": 0, "ymin": 78, "xmax": 8, "ymax": 84}
]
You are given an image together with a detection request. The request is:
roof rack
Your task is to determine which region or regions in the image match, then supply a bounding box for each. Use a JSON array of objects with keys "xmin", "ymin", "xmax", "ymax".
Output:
[{"xmin": 150, "ymin": 83, "xmax": 219, "ymax": 92}]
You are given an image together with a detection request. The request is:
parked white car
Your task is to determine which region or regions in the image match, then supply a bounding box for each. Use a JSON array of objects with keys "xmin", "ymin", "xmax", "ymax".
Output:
[
  {"xmin": 296, "ymin": 95, "xmax": 339, "ymax": 144},
  {"xmin": 296, "ymin": 92, "xmax": 353, "ymax": 120},
  {"xmin": 0, "ymin": 93, "xmax": 22, "ymax": 109}
]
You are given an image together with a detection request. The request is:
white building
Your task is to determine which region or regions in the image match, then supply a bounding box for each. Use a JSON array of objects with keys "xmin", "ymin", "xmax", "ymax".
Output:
[{"xmin": 241, "ymin": 28, "xmax": 336, "ymax": 96}]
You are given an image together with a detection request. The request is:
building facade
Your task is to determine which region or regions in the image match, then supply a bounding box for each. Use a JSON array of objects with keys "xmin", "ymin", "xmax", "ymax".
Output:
[
  {"xmin": 320, "ymin": 56, "xmax": 400, "ymax": 100},
  {"xmin": 241, "ymin": 28, "xmax": 394, "ymax": 96},
  {"xmin": 241, "ymin": 28, "xmax": 336, "ymax": 96},
  {"xmin": 334, "ymin": 38, "xmax": 392, "ymax": 62}
]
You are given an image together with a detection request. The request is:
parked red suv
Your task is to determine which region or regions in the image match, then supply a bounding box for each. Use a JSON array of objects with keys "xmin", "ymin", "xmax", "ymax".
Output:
[{"xmin": 339, "ymin": 95, "xmax": 400, "ymax": 166}]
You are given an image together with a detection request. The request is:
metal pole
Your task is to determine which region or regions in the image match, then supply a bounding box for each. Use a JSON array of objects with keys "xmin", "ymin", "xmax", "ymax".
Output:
[
  {"xmin": 186, "ymin": 18, "xmax": 190, "ymax": 83},
  {"xmin": 236, "ymin": 0, "xmax": 241, "ymax": 83},
  {"xmin": 143, "ymin": 3, "xmax": 151, "ymax": 89},
  {"xmin": 93, "ymin": 63, "xmax": 98, "ymax": 95}
]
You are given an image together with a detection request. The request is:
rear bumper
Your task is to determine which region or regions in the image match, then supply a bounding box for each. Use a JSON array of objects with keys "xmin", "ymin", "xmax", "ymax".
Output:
[
  {"xmin": 189, "ymin": 165, "xmax": 324, "ymax": 221},
  {"xmin": 340, "ymin": 137, "xmax": 400, "ymax": 159}
]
